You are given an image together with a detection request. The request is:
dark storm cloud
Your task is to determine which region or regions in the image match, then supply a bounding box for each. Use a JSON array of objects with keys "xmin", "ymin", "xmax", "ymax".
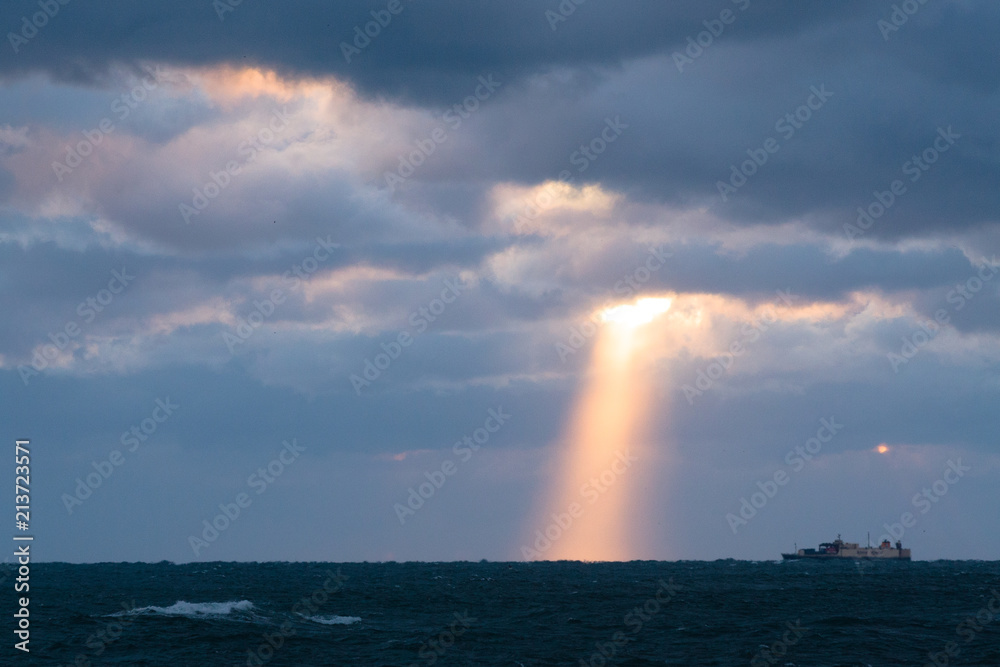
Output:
[
  {"xmin": 7, "ymin": 1, "xmax": 997, "ymax": 243},
  {"xmin": 1, "ymin": 0, "xmax": 874, "ymax": 103},
  {"xmin": 429, "ymin": 37, "xmax": 999, "ymax": 240},
  {"xmin": 0, "ymin": 69, "xmax": 216, "ymax": 143}
]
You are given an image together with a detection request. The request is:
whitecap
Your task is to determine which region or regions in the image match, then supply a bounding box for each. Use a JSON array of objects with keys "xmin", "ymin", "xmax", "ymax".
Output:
[
  {"xmin": 113, "ymin": 600, "xmax": 255, "ymax": 618},
  {"xmin": 300, "ymin": 614, "xmax": 361, "ymax": 625}
]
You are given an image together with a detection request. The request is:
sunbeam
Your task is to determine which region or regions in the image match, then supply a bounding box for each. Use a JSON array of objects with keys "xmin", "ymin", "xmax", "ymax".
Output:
[{"xmin": 525, "ymin": 297, "xmax": 672, "ymax": 560}]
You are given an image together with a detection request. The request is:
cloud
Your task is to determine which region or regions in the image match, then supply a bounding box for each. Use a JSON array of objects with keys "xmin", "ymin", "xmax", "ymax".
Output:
[
  {"xmin": 2, "ymin": 2, "xmax": 999, "ymax": 561},
  {"xmin": 1, "ymin": 1, "xmax": 878, "ymax": 100}
]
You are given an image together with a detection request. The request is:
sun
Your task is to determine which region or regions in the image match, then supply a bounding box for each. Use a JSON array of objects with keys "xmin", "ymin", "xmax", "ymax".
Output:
[
  {"xmin": 600, "ymin": 297, "xmax": 673, "ymax": 328},
  {"xmin": 876, "ymin": 444, "xmax": 889, "ymax": 454}
]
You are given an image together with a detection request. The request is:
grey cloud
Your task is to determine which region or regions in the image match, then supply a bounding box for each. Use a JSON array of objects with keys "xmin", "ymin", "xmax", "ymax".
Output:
[{"xmin": 2, "ymin": 1, "xmax": 875, "ymax": 103}]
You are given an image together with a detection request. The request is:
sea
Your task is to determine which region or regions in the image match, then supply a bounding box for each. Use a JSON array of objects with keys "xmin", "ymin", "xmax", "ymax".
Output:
[{"xmin": 12, "ymin": 560, "xmax": 1000, "ymax": 666}]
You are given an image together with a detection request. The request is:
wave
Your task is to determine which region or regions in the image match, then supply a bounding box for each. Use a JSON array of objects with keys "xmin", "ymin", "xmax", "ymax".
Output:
[
  {"xmin": 300, "ymin": 614, "xmax": 361, "ymax": 625},
  {"xmin": 113, "ymin": 600, "xmax": 255, "ymax": 618}
]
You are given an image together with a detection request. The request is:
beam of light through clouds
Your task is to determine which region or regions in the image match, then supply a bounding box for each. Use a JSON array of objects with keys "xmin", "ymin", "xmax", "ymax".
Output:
[{"xmin": 529, "ymin": 297, "xmax": 672, "ymax": 560}]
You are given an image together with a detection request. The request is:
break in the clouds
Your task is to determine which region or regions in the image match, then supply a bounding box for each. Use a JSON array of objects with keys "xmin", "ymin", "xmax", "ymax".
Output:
[{"xmin": 1, "ymin": 1, "xmax": 998, "ymax": 563}]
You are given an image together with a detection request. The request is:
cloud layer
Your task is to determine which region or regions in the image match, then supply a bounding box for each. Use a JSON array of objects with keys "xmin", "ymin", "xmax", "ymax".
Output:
[{"xmin": 2, "ymin": 1, "xmax": 998, "ymax": 562}]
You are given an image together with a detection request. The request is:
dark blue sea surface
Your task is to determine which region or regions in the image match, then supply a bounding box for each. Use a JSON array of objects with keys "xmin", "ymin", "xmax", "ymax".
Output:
[{"xmin": 13, "ymin": 560, "xmax": 1000, "ymax": 666}]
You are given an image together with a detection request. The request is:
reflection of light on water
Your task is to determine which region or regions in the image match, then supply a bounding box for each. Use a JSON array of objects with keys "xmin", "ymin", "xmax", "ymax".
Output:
[{"xmin": 529, "ymin": 297, "xmax": 671, "ymax": 561}]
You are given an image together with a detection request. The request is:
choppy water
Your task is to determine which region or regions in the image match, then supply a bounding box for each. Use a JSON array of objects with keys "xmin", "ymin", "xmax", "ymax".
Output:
[{"xmin": 13, "ymin": 560, "xmax": 1000, "ymax": 665}]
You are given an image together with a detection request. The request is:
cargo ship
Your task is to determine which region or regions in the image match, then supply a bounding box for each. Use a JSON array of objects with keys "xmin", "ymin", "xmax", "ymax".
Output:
[{"xmin": 781, "ymin": 535, "xmax": 911, "ymax": 560}]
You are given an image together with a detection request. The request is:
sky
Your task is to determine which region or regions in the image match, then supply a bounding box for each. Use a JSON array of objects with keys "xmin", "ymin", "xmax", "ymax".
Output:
[{"xmin": 1, "ymin": 0, "xmax": 998, "ymax": 563}]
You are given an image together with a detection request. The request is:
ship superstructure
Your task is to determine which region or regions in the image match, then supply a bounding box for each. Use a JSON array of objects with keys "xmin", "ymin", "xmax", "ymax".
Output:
[{"xmin": 782, "ymin": 535, "xmax": 911, "ymax": 560}]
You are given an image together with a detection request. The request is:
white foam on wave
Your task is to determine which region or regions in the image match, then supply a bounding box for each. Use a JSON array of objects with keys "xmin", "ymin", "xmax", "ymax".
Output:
[
  {"xmin": 114, "ymin": 600, "xmax": 255, "ymax": 618},
  {"xmin": 300, "ymin": 614, "xmax": 361, "ymax": 625}
]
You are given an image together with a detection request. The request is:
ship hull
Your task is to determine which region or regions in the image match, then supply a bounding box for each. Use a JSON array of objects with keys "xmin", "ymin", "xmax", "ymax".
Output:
[
  {"xmin": 781, "ymin": 553, "xmax": 911, "ymax": 561},
  {"xmin": 782, "ymin": 537, "xmax": 911, "ymax": 560}
]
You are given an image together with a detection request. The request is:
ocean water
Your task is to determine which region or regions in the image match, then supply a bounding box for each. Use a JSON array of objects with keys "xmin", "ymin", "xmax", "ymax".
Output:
[{"xmin": 15, "ymin": 560, "xmax": 1000, "ymax": 666}]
